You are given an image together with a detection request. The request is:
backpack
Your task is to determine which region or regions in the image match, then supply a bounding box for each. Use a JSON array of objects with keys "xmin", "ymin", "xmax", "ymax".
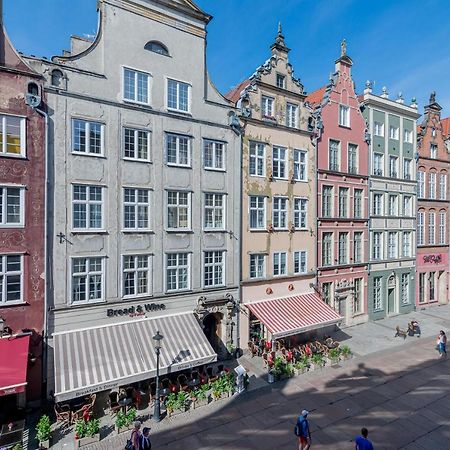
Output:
[
  {"xmin": 125, "ymin": 430, "xmax": 136, "ymax": 450},
  {"xmin": 294, "ymin": 417, "xmax": 307, "ymax": 437}
]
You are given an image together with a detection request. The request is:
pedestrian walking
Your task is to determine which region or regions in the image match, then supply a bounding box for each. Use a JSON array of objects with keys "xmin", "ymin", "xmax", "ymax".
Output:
[
  {"xmin": 139, "ymin": 427, "xmax": 152, "ymax": 450},
  {"xmin": 355, "ymin": 427, "xmax": 374, "ymax": 450},
  {"xmin": 438, "ymin": 330, "xmax": 447, "ymax": 358},
  {"xmin": 125, "ymin": 420, "xmax": 142, "ymax": 450},
  {"xmin": 294, "ymin": 409, "xmax": 311, "ymax": 450}
]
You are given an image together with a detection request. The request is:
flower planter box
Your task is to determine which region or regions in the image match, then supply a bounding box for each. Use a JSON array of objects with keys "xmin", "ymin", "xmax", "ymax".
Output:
[
  {"xmin": 38, "ymin": 439, "xmax": 51, "ymax": 449},
  {"xmin": 76, "ymin": 434, "xmax": 100, "ymax": 448},
  {"xmin": 295, "ymin": 367, "xmax": 308, "ymax": 375},
  {"xmin": 116, "ymin": 423, "xmax": 134, "ymax": 434},
  {"xmin": 191, "ymin": 398, "xmax": 208, "ymax": 409}
]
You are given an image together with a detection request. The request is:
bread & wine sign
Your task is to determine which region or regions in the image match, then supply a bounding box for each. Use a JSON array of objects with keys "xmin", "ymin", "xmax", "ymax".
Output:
[{"xmin": 107, "ymin": 303, "xmax": 166, "ymax": 318}]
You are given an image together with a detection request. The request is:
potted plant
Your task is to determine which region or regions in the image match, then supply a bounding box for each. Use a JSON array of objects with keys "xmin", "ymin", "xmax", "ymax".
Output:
[
  {"xmin": 311, "ymin": 353, "xmax": 325, "ymax": 370},
  {"xmin": 115, "ymin": 408, "xmax": 137, "ymax": 434},
  {"xmin": 340, "ymin": 345, "xmax": 352, "ymax": 360},
  {"xmin": 226, "ymin": 342, "xmax": 236, "ymax": 359},
  {"xmin": 13, "ymin": 444, "xmax": 23, "ymax": 450},
  {"xmin": 328, "ymin": 348, "xmax": 340, "ymax": 365},
  {"xmin": 191, "ymin": 384, "xmax": 209, "ymax": 409},
  {"xmin": 36, "ymin": 414, "xmax": 52, "ymax": 449},
  {"xmin": 175, "ymin": 391, "xmax": 190, "ymax": 413},
  {"xmin": 211, "ymin": 379, "xmax": 222, "ymax": 401},
  {"xmin": 165, "ymin": 392, "xmax": 177, "ymax": 417},
  {"xmin": 75, "ymin": 418, "xmax": 100, "ymax": 447},
  {"xmin": 272, "ymin": 356, "xmax": 286, "ymax": 381},
  {"xmin": 294, "ymin": 357, "xmax": 309, "ymax": 375}
]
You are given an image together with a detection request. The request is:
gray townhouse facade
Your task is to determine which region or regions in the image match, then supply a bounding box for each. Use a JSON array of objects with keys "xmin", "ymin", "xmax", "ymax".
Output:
[
  {"xmin": 362, "ymin": 84, "xmax": 420, "ymax": 320},
  {"xmin": 26, "ymin": 0, "xmax": 241, "ymax": 400}
]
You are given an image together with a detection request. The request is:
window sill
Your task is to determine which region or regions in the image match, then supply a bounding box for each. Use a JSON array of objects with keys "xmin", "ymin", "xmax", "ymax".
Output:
[
  {"xmin": 0, "ymin": 301, "xmax": 28, "ymax": 308},
  {"xmin": 165, "ymin": 288, "xmax": 192, "ymax": 294},
  {"xmin": 0, "ymin": 224, "xmax": 25, "ymax": 229},
  {"xmin": 204, "ymin": 167, "xmax": 226, "ymax": 173},
  {"xmin": 166, "ymin": 229, "xmax": 194, "ymax": 234},
  {"xmin": 0, "ymin": 153, "xmax": 26, "ymax": 159},
  {"xmin": 122, "ymin": 229, "xmax": 154, "ymax": 234},
  {"xmin": 249, "ymin": 228, "xmax": 268, "ymax": 232},
  {"xmin": 123, "ymin": 158, "xmax": 152, "ymax": 164},
  {"xmin": 166, "ymin": 163, "xmax": 192, "ymax": 169},
  {"xmin": 249, "ymin": 174, "xmax": 267, "ymax": 179},
  {"xmin": 71, "ymin": 152, "xmax": 106, "ymax": 159},
  {"xmin": 203, "ymin": 228, "xmax": 227, "ymax": 233},
  {"xmin": 203, "ymin": 284, "xmax": 226, "ymax": 290},
  {"xmin": 123, "ymin": 293, "xmax": 153, "ymax": 300},
  {"xmin": 123, "ymin": 99, "xmax": 152, "ymax": 107},
  {"xmin": 338, "ymin": 124, "xmax": 351, "ymax": 129},
  {"xmin": 69, "ymin": 299, "xmax": 107, "ymax": 307},
  {"xmin": 71, "ymin": 230, "xmax": 109, "ymax": 235},
  {"xmin": 273, "ymin": 228, "xmax": 290, "ymax": 232},
  {"xmin": 166, "ymin": 108, "xmax": 192, "ymax": 116}
]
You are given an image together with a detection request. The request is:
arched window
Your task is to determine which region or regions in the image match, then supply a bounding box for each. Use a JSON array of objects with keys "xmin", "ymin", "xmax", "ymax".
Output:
[
  {"xmin": 144, "ymin": 41, "xmax": 169, "ymax": 56},
  {"xmin": 28, "ymin": 82, "xmax": 39, "ymax": 96},
  {"xmin": 51, "ymin": 69, "xmax": 64, "ymax": 87}
]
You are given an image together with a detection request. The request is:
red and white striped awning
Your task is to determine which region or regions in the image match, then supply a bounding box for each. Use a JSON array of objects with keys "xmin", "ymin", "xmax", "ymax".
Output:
[{"xmin": 246, "ymin": 293, "xmax": 342, "ymax": 339}]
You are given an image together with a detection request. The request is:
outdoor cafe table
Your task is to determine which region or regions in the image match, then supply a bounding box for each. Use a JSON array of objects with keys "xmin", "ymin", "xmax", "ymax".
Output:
[{"xmin": 0, "ymin": 419, "xmax": 25, "ymax": 448}]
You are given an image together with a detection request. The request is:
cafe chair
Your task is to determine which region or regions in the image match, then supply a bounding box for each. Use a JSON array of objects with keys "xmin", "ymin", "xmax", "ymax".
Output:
[
  {"xmin": 149, "ymin": 382, "xmax": 157, "ymax": 403},
  {"xmin": 108, "ymin": 391, "xmax": 121, "ymax": 416},
  {"xmin": 206, "ymin": 366, "xmax": 218, "ymax": 383},
  {"xmin": 72, "ymin": 405, "xmax": 88, "ymax": 423},
  {"xmin": 54, "ymin": 403, "xmax": 71, "ymax": 427},
  {"xmin": 177, "ymin": 374, "xmax": 189, "ymax": 392}
]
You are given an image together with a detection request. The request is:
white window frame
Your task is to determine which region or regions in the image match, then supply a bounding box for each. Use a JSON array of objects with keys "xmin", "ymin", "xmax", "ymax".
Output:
[
  {"xmin": 293, "ymin": 251, "xmax": 307, "ymax": 274},
  {"xmin": 338, "ymin": 232, "xmax": 348, "ymax": 264},
  {"xmin": 329, "ymin": 139, "xmax": 340, "ymax": 171},
  {"xmin": 338, "ymin": 187, "xmax": 349, "ymax": 218},
  {"xmin": 322, "ymin": 232, "xmax": 333, "ymax": 266},
  {"xmin": 293, "ymin": 149, "xmax": 307, "ymax": 181},
  {"xmin": 388, "ymin": 231, "xmax": 398, "ymax": 259},
  {"xmin": 373, "ymin": 277, "xmax": 382, "ymax": 311},
  {"xmin": 122, "ymin": 254, "xmax": 152, "ymax": 298},
  {"xmin": 71, "ymin": 256, "xmax": 105, "ymax": 304},
  {"xmin": 373, "ymin": 231, "xmax": 382, "ymax": 260},
  {"xmin": 204, "ymin": 193, "xmax": 225, "ymax": 230},
  {"xmin": 388, "ymin": 194, "xmax": 398, "ymax": 216},
  {"xmin": 417, "ymin": 212, "xmax": 424, "ymax": 245},
  {"xmin": 403, "ymin": 129, "xmax": 413, "ymax": 143},
  {"xmin": 353, "ymin": 232, "xmax": 363, "ymax": 263},
  {"xmin": 429, "ymin": 172, "xmax": 437, "ymax": 199},
  {"xmin": 203, "ymin": 139, "xmax": 225, "ymax": 171},
  {"xmin": 123, "ymin": 67, "xmax": 151, "ymax": 105},
  {"xmin": 123, "ymin": 127, "xmax": 151, "ymax": 162},
  {"xmin": 403, "ymin": 159, "xmax": 411, "ymax": 180},
  {"xmin": 167, "ymin": 78, "xmax": 191, "ymax": 113},
  {"xmin": 72, "ymin": 119, "xmax": 104, "ymax": 156},
  {"xmin": 0, "ymin": 186, "xmax": 25, "ymax": 227},
  {"xmin": 374, "ymin": 121, "xmax": 384, "ymax": 137},
  {"xmin": 249, "ymin": 254, "xmax": 265, "ymax": 279},
  {"xmin": 403, "ymin": 195, "xmax": 411, "ymax": 216},
  {"xmin": 165, "ymin": 253, "xmax": 190, "ymax": 292},
  {"xmin": 262, "ymin": 96, "xmax": 274, "ymax": 117},
  {"xmin": 429, "ymin": 212, "xmax": 436, "ymax": 245},
  {"xmin": 272, "ymin": 146, "xmax": 287, "ymax": 179},
  {"xmin": 0, "ymin": 114, "xmax": 26, "ymax": 157},
  {"xmin": 167, "ymin": 191, "xmax": 191, "ymax": 231},
  {"xmin": 439, "ymin": 174, "xmax": 447, "ymax": 200},
  {"xmin": 203, "ymin": 250, "xmax": 225, "ymax": 288},
  {"xmin": 402, "ymin": 232, "xmax": 411, "ymax": 257},
  {"xmin": 0, "ymin": 254, "xmax": 24, "ymax": 305},
  {"xmin": 273, "ymin": 197, "xmax": 288, "ymax": 229},
  {"xmin": 354, "ymin": 277, "xmax": 363, "ymax": 314},
  {"xmin": 273, "ymin": 252, "xmax": 287, "ymax": 276},
  {"xmin": 322, "ymin": 186, "xmax": 333, "ymax": 218},
  {"xmin": 338, "ymin": 104, "xmax": 350, "ymax": 127},
  {"xmin": 389, "ymin": 125, "xmax": 399, "ymax": 140},
  {"xmin": 249, "ymin": 196, "xmax": 266, "ymax": 230},
  {"xmin": 354, "ymin": 189, "xmax": 363, "ymax": 218},
  {"xmin": 294, "ymin": 197, "xmax": 307, "ymax": 229},
  {"xmin": 389, "ymin": 156, "xmax": 398, "ymax": 178},
  {"xmin": 430, "ymin": 144, "xmax": 437, "ymax": 159},
  {"xmin": 166, "ymin": 133, "xmax": 191, "ymax": 167},
  {"xmin": 373, "ymin": 153, "xmax": 384, "ymax": 176},
  {"xmin": 417, "ymin": 171, "xmax": 425, "ymax": 198},
  {"xmin": 348, "ymin": 144, "xmax": 358, "ymax": 173},
  {"xmin": 439, "ymin": 211, "xmax": 446, "ymax": 244},
  {"xmin": 276, "ymin": 74, "xmax": 286, "ymax": 89},
  {"xmin": 373, "ymin": 193, "xmax": 383, "ymax": 215},
  {"xmin": 286, "ymin": 103, "xmax": 298, "ymax": 128},
  {"xmin": 401, "ymin": 274, "xmax": 410, "ymax": 305},
  {"xmin": 123, "ymin": 188, "xmax": 151, "ymax": 231},
  {"xmin": 72, "ymin": 184, "xmax": 103, "ymax": 231},
  {"xmin": 249, "ymin": 141, "xmax": 265, "ymax": 177}
]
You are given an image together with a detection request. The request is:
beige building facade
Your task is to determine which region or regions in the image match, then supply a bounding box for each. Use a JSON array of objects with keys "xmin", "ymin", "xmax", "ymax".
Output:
[{"xmin": 227, "ymin": 27, "xmax": 317, "ymax": 344}]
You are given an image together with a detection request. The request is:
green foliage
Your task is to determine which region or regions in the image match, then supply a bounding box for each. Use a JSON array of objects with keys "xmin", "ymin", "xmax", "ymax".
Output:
[
  {"xmin": 311, "ymin": 353, "xmax": 325, "ymax": 366},
  {"xmin": 115, "ymin": 408, "xmax": 137, "ymax": 429},
  {"xmin": 175, "ymin": 391, "xmax": 189, "ymax": 410},
  {"xmin": 191, "ymin": 383, "xmax": 209, "ymax": 402},
  {"xmin": 294, "ymin": 358, "xmax": 309, "ymax": 371},
  {"xmin": 340, "ymin": 345, "xmax": 352, "ymax": 356},
  {"xmin": 272, "ymin": 356, "xmax": 294, "ymax": 377},
  {"xmin": 75, "ymin": 418, "xmax": 100, "ymax": 439},
  {"xmin": 12, "ymin": 444, "xmax": 23, "ymax": 450},
  {"xmin": 165, "ymin": 392, "xmax": 177, "ymax": 413},
  {"xmin": 36, "ymin": 414, "xmax": 51, "ymax": 442},
  {"xmin": 328, "ymin": 348, "xmax": 340, "ymax": 360},
  {"xmin": 226, "ymin": 342, "xmax": 236, "ymax": 354}
]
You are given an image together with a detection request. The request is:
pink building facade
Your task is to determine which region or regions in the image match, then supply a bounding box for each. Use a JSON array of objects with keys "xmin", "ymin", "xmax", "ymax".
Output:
[
  {"xmin": 308, "ymin": 43, "xmax": 369, "ymax": 326},
  {"xmin": 416, "ymin": 93, "xmax": 450, "ymax": 306}
]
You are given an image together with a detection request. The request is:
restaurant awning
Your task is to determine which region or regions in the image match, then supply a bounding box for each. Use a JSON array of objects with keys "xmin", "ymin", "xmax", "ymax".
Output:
[
  {"xmin": 0, "ymin": 335, "xmax": 30, "ymax": 396},
  {"xmin": 53, "ymin": 313, "xmax": 216, "ymax": 402},
  {"xmin": 246, "ymin": 293, "xmax": 342, "ymax": 339}
]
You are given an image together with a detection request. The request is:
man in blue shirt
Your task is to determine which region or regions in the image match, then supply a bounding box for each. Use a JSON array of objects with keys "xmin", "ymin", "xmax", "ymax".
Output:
[
  {"xmin": 296, "ymin": 410, "xmax": 311, "ymax": 450},
  {"xmin": 355, "ymin": 427, "xmax": 374, "ymax": 450}
]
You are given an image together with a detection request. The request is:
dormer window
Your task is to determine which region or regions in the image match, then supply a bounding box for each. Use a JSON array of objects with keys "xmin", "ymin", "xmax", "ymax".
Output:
[
  {"xmin": 51, "ymin": 69, "xmax": 64, "ymax": 88},
  {"xmin": 145, "ymin": 41, "xmax": 169, "ymax": 56},
  {"xmin": 261, "ymin": 96, "xmax": 274, "ymax": 118},
  {"xmin": 276, "ymin": 74, "xmax": 286, "ymax": 89}
]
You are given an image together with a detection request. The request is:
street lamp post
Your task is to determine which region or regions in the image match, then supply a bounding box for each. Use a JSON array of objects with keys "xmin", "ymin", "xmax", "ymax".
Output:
[{"xmin": 153, "ymin": 330, "xmax": 163, "ymax": 422}]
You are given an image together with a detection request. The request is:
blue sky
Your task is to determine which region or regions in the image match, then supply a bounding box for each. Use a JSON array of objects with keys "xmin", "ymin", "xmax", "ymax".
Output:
[{"xmin": 4, "ymin": 0, "xmax": 450, "ymax": 116}]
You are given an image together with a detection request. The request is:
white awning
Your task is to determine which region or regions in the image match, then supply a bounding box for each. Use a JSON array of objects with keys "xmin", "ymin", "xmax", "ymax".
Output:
[{"xmin": 53, "ymin": 313, "xmax": 216, "ymax": 402}]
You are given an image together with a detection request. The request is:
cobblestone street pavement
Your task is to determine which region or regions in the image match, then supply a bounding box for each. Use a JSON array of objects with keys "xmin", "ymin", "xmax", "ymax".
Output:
[{"xmin": 59, "ymin": 305, "xmax": 450, "ymax": 450}]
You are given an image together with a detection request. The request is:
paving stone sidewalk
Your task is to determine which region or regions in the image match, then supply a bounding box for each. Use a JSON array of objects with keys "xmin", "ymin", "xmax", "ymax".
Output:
[{"xmin": 51, "ymin": 303, "xmax": 450, "ymax": 449}]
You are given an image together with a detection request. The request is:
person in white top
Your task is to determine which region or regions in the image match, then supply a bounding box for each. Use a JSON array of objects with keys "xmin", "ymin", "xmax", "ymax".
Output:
[{"xmin": 438, "ymin": 330, "xmax": 447, "ymax": 358}]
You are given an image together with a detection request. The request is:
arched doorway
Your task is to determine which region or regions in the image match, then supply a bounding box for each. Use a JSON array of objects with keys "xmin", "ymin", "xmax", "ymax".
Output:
[
  {"xmin": 203, "ymin": 313, "xmax": 222, "ymax": 354},
  {"xmin": 387, "ymin": 275, "xmax": 396, "ymax": 315}
]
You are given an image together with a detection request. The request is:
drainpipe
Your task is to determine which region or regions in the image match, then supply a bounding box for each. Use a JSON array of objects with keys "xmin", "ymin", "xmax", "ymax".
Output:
[
  {"xmin": 32, "ymin": 105, "xmax": 49, "ymax": 400},
  {"xmin": 237, "ymin": 121, "xmax": 244, "ymax": 355}
]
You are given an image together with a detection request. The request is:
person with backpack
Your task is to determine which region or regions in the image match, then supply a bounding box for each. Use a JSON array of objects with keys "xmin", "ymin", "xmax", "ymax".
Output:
[
  {"xmin": 139, "ymin": 427, "xmax": 152, "ymax": 450},
  {"xmin": 355, "ymin": 427, "xmax": 374, "ymax": 450},
  {"xmin": 125, "ymin": 421, "xmax": 141, "ymax": 450},
  {"xmin": 295, "ymin": 410, "xmax": 311, "ymax": 449}
]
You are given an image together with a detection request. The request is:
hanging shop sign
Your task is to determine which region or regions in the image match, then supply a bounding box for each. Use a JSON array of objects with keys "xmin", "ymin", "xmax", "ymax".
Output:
[{"xmin": 107, "ymin": 303, "xmax": 166, "ymax": 318}]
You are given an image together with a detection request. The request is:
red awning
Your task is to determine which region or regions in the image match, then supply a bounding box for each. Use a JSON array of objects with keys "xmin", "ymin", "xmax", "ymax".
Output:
[
  {"xmin": 0, "ymin": 335, "xmax": 30, "ymax": 396},
  {"xmin": 246, "ymin": 293, "xmax": 342, "ymax": 339}
]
